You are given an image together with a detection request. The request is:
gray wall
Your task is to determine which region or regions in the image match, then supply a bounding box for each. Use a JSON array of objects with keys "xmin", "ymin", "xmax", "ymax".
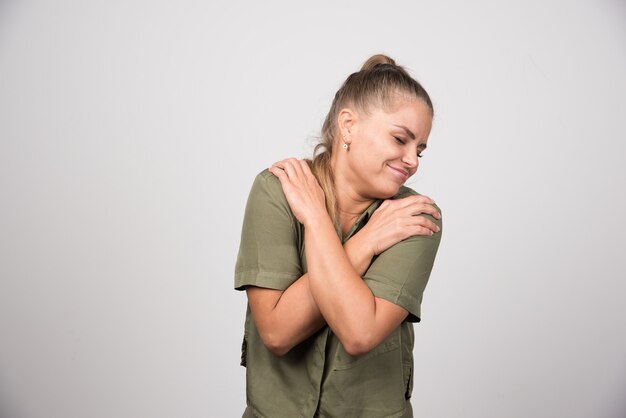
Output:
[{"xmin": 1, "ymin": 1, "xmax": 625, "ymax": 417}]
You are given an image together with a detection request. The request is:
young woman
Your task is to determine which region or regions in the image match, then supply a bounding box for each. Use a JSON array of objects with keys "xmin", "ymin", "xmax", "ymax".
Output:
[{"xmin": 235, "ymin": 54, "xmax": 443, "ymax": 418}]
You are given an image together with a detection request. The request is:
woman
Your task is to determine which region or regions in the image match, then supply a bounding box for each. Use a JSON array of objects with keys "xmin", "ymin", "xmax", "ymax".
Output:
[{"xmin": 235, "ymin": 54, "xmax": 442, "ymax": 418}]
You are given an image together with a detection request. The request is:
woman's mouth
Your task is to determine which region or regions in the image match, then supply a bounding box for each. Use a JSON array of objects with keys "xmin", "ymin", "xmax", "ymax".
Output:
[{"xmin": 387, "ymin": 164, "xmax": 409, "ymax": 182}]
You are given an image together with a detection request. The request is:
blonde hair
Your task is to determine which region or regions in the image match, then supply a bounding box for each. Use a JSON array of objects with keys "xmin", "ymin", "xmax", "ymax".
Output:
[{"xmin": 310, "ymin": 54, "xmax": 434, "ymax": 225}]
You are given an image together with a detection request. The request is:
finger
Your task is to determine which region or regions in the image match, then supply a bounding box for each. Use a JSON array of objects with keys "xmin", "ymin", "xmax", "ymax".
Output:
[
  {"xmin": 381, "ymin": 198, "xmax": 410, "ymax": 210},
  {"xmin": 415, "ymin": 194, "xmax": 436, "ymax": 204},
  {"xmin": 407, "ymin": 225, "xmax": 436, "ymax": 237},
  {"xmin": 286, "ymin": 158, "xmax": 306, "ymax": 180},
  {"xmin": 388, "ymin": 194, "xmax": 434, "ymax": 210},
  {"xmin": 407, "ymin": 203, "xmax": 441, "ymax": 219},
  {"xmin": 299, "ymin": 160, "xmax": 320, "ymax": 188},
  {"xmin": 405, "ymin": 195, "xmax": 435, "ymax": 207},
  {"xmin": 409, "ymin": 216, "xmax": 440, "ymax": 233},
  {"xmin": 281, "ymin": 158, "xmax": 303, "ymax": 180},
  {"xmin": 269, "ymin": 165, "xmax": 289, "ymax": 182},
  {"xmin": 270, "ymin": 158, "xmax": 292, "ymax": 172},
  {"xmin": 298, "ymin": 159, "xmax": 314, "ymax": 178}
]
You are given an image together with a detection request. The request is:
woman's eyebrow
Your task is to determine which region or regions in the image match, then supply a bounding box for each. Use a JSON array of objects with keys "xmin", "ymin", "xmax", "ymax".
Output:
[{"xmin": 393, "ymin": 124, "xmax": 415, "ymax": 140}]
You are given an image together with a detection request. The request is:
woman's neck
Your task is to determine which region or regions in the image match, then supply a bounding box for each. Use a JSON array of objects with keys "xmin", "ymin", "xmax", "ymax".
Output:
[
  {"xmin": 334, "ymin": 176, "xmax": 375, "ymax": 235},
  {"xmin": 331, "ymin": 151, "xmax": 375, "ymax": 234}
]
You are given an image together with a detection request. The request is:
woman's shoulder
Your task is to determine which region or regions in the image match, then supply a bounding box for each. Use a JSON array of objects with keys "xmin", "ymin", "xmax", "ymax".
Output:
[
  {"xmin": 251, "ymin": 168, "xmax": 283, "ymax": 193},
  {"xmin": 247, "ymin": 168, "xmax": 292, "ymax": 210},
  {"xmin": 392, "ymin": 185, "xmax": 442, "ymax": 213},
  {"xmin": 254, "ymin": 167, "xmax": 277, "ymax": 182}
]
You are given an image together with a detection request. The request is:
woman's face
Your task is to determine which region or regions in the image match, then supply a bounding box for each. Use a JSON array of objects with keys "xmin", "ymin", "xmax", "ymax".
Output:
[{"xmin": 341, "ymin": 99, "xmax": 433, "ymax": 199}]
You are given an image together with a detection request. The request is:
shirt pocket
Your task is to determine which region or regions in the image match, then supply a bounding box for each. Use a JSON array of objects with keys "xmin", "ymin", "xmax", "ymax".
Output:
[
  {"xmin": 326, "ymin": 328, "xmax": 406, "ymax": 417},
  {"xmin": 333, "ymin": 327, "xmax": 401, "ymax": 371}
]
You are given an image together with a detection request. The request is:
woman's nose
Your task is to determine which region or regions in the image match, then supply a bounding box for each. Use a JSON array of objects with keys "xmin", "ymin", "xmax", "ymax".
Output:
[{"xmin": 402, "ymin": 150, "xmax": 418, "ymax": 168}]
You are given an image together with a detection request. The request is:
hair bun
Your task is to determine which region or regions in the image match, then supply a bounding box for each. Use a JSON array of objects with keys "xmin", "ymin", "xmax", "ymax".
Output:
[{"xmin": 360, "ymin": 54, "xmax": 397, "ymax": 71}]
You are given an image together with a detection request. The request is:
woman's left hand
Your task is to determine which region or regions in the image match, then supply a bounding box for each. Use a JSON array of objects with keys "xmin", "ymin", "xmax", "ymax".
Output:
[{"xmin": 269, "ymin": 158, "xmax": 328, "ymax": 226}]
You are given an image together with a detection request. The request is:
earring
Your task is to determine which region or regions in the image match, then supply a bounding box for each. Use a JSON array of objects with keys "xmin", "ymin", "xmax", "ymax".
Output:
[{"xmin": 342, "ymin": 134, "xmax": 349, "ymax": 150}]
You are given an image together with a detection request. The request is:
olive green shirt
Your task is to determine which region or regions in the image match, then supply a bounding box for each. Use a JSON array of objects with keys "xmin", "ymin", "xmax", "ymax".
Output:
[{"xmin": 235, "ymin": 169, "xmax": 442, "ymax": 418}]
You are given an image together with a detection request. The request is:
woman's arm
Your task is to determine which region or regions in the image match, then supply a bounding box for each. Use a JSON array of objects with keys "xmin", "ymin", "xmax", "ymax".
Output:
[
  {"xmin": 246, "ymin": 274, "xmax": 322, "ymax": 356},
  {"xmin": 270, "ymin": 158, "xmax": 442, "ymax": 357},
  {"xmin": 304, "ymin": 214, "xmax": 405, "ymax": 356},
  {"xmin": 246, "ymin": 231, "xmax": 374, "ymax": 357},
  {"xmin": 247, "ymin": 211, "xmax": 438, "ymax": 356},
  {"xmin": 246, "ymin": 178, "xmax": 440, "ymax": 355}
]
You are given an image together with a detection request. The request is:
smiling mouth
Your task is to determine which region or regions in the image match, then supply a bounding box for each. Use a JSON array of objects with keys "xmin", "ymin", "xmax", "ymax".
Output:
[{"xmin": 387, "ymin": 165, "xmax": 409, "ymax": 182}]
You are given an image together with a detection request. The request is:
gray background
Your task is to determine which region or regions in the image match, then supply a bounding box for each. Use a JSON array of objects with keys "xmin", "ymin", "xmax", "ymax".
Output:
[{"xmin": 1, "ymin": 0, "xmax": 625, "ymax": 417}]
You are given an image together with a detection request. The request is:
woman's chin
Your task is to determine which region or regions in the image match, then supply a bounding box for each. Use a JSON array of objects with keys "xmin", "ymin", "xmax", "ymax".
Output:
[{"xmin": 373, "ymin": 184, "xmax": 402, "ymax": 199}]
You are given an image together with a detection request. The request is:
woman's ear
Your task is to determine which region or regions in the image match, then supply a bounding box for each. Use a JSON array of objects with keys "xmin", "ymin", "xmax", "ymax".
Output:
[{"xmin": 337, "ymin": 108, "xmax": 357, "ymax": 144}]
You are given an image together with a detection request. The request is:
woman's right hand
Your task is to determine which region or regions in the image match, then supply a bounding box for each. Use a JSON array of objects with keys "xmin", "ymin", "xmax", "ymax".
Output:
[{"xmin": 361, "ymin": 195, "xmax": 441, "ymax": 256}]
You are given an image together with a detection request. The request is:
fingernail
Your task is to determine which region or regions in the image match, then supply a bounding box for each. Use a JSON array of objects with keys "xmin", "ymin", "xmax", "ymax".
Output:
[{"xmin": 436, "ymin": 226, "xmax": 440, "ymax": 232}]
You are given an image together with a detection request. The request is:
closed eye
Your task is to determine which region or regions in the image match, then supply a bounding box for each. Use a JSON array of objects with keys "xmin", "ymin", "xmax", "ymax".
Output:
[{"xmin": 396, "ymin": 136, "xmax": 425, "ymax": 158}]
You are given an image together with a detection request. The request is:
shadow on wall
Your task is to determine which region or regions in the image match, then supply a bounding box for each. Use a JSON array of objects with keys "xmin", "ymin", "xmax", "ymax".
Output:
[
  {"xmin": 0, "ymin": 393, "xmax": 21, "ymax": 418},
  {"xmin": 0, "ymin": 0, "xmax": 20, "ymax": 41},
  {"xmin": 608, "ymin": 379, "xmax": 626, "ymax": 418}
]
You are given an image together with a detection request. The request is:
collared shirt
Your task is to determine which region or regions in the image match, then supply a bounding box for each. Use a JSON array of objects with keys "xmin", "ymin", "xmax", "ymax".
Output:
[{"xmin": 235, "ymin": 169, "xmax": 442, "ymax": 418}]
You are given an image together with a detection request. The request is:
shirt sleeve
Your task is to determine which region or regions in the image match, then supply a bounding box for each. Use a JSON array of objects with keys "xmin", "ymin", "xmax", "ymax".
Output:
[
  {"xmin": 234, "ymin": 169, "xmax": 303, "ymax": 291},
  {"xmin": 363, "ymin": 198, "xmax": 443, "ymax": 323}
]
